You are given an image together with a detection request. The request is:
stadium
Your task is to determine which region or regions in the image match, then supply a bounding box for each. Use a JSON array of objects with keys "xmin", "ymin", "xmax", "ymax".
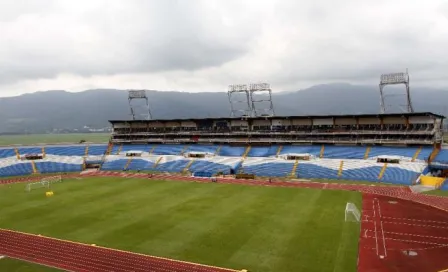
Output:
[{"xmin": 1, "ymin": 81, "xmax": 448, "ymax": 272}]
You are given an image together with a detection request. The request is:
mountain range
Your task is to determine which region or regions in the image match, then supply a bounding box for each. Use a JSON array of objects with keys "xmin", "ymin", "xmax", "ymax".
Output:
[{"xmin": 0, "ymin": 83, "xmax": 447, "ymax": 134}]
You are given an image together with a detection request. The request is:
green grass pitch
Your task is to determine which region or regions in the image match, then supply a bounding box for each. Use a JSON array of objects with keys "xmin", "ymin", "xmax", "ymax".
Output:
[{"xmin": 0, "ymin": 177, "xmax": 362, "ymax": 272}]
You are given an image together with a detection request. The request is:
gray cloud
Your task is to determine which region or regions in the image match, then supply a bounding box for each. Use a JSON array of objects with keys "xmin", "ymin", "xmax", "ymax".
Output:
[{"xmin": 0, "ymin": 0, "xmax": 447, "ymax": 96}]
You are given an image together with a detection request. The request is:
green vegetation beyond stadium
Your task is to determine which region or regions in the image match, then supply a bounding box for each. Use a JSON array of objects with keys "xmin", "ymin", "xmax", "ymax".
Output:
[{"xmin": 0, "ymin": 177, "xmax": 361, "ymax": 272}]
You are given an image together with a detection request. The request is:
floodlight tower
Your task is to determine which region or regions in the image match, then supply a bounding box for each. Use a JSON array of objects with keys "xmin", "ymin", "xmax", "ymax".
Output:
[
  {"xmin": 228, "ymin": 84, "xmax": 252, "ymax": 117},
  {"xmin": 379, "ymin": 70, "xmax": 414, "ymax": 113},
  {"xmin": 128, "ymin": 90, "xmax": 152, "ymax": 120},
  {"xmin": 249, "ymin": 83, "xmax": 275, "ymax": 117}
]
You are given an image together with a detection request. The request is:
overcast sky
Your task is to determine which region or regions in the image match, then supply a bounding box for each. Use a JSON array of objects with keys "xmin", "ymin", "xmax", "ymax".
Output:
[{"xmin": 1, "ymin": 0, "xmax": 447, "ymax": 97}]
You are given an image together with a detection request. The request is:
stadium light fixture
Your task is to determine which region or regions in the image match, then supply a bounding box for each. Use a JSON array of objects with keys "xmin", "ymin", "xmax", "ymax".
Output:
[
  {"xmin": 128, "ymin": 90, "xmax": 152, "ymax": 120},
  {"xmin": 379, "ymin": 70, "xmax": 414, "ymax": 113}
]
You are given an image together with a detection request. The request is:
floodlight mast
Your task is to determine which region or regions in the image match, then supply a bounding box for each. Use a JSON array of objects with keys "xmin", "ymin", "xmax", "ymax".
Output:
[
  {"xmin": 228, "ymin": 84, "xmax": 252, "ymax": 117},
  {"xmin": 249, "ymin": 83, "xmax": 275, "ymax": 117},
  {"xmin": 379, "ymin": 70, "xmax": 414, "ymax": 113},
  {"xmin": 128, "ymin": 90, "xmax": 152, "ymax": 120}
]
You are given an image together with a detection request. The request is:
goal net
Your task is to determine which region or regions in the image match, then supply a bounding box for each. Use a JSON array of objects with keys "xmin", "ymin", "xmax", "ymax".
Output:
[
  {"xmin": 41, "ymin": 175, "xmax": 62, "ymax": 184},
  {"xmin": 345, "ymin": 202, "xmax": 361, "ymax": 222},
  {"xmin": 25, "ymin": 176, "xmax": 62, "ymax": 192},
  {"xmin": 26, "ymin": 181, "xmax": 50, "ymax": 192}
]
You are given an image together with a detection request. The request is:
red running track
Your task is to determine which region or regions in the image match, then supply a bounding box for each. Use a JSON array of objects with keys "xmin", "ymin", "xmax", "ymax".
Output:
[
  {"xmin": 0, "ymin": 229, "xmax": 238, "ymax": 272},
  {"xmin": 359, "ymin": 194, "xmax": 448, "ymax": 272}
]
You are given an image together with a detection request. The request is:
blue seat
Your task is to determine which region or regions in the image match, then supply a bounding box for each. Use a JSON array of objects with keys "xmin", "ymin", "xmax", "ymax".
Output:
[
  {"xmin": 368, "ymin": 147, "xmax": 418, "ymax": 160},
  {"xmin": 101, "ymin": 159, "xmax": 128, "ymax": 170},
  {"xmin": 323, "ymin": 146, "xmax": 366, "ymax": 159},
  {"xmin": 127, "ymin": 159, "xmax": 154, "ymax": 170},
  {"xmin": 187, "ymin": 145, "xmax": 219, "ymax": 154},
  {"xmin": 219, "ymin": 146, "xmax": 246, "ymax": 157},
  {"xmin": 0, "ymin": 163, "xmax": 33, "ymax": 177},
  {"xmin": 441, "ymin": 179, "xmax": 448, "ymax": 191},
  {"xmin": 88, "ymin": 145, "xmax": 108, "ymax": 155},
  {"xmin": 46, "ymin": 146, "xmax": 85, "ymax": 156},
  {"xmin": 246, "ymin": 146, "xmax": 279, "ymax": 157},
  {"xmin": 341, "ymin": 166, "xmax": 382, "ymax": 182},
  {"xmin": 381, "ymin": 167, "xmax": 420, "ymax": 185},
  {"xmin": 433, "ymin": 150, "xmax": 448, "ymax": 164},
  {"xmin": 279, "ymin": 145, "xmax": 321, "ymax": 156},
  {"xmin": 0, "ymin": 149, "xmax": 15, "ymax": 158},
  {"xmin": 155, "ymin": 160, "xmax": 190, "ymax": 172},
  {"xmin": 18, "ymin": 147, "xmax": 42, "ymax": 155},
  {"xmin": 152, "ymin": 145, "xmax": 185, "ymax": 155},
  {"xmin": 296, "ymin": 164, "xmax": 338, "ymax": 179},
  {"xmin": 242, "ymin": 162, "xmax": 294, "ymax": 177},
  {"xmin": 189, "ymin": 160, "xmax": 232, "ymax": 175},
  {"xmin": 121, "ymin": 145, "xmax": 153, "ymax": 153},
  {"xmin": 35, "ymin": 162, "xmax": 82, "ymax": 173}
]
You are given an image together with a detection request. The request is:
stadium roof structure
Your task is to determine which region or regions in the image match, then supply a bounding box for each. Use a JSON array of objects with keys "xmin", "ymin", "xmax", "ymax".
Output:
[{"xmin": 109, "ymin": 112, "xmax": 445, "ymax": 124}]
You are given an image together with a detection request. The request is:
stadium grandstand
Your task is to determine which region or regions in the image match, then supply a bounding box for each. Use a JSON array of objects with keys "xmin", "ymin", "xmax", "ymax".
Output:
[{"xmin": 1, "ymin": 112, "xmax": 446, "ymax": 190}]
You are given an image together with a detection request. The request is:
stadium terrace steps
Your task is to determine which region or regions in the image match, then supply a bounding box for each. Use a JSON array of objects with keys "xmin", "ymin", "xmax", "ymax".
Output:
[
  {"xmin": 14, "ymin": 148, "xmax": 20, "ymax": 159},
  {"xmin": 363, "ymin": 146, "xmax": 371, "ymax": 159},
  {"xmin": 412, "ymin": 146, "xmax": 423, "ymax": 162},
  {"xmin": 31, "ymin": 161, "xmax": 38, "ymax": 174},
  {"xmin": 378, "ymin": 163, "xmax": 388, "ymax": 180}
]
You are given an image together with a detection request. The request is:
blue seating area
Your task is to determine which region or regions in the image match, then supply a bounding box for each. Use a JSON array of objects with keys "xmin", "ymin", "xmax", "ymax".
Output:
[
  {"xmin": 368, "ymin": 146, "xmax": 418, "ymax": 159},
  {"xmin": 433, "ymin": 149, "xmax": 448, "ymax": 164},
  {"xmin": 381, "ymin": 167, "xmax": 419, "ymax": 185},
  {"xmin": 187, "ymin": 145, "xmax": 219, "ymax": 153},
  {"xmin": 35, "ymin": 162, "xmax": 82, "ymax": 173},
  {"xmin": 0, "ymin": 163, "xmax": 33, "ymax": 177},
  {"xmin": 296, "ymin": 164, "xmax": 338, "ymax": 179},
  {"xmin": 101, "ymin": 159, "xmax": 128, "ymax": 170},
  {"xmin": 189, "ymin": 160, "xmax": 232, "ymax": 175},
  {"xmin": 243, "ymin": 162, "xmax": 294, "ymax": 177},
  {"xmin": 247, "ymin": 146, "xmax": 278, "ymax": 157},
  {"xmin": 121, "ymin": 145, "xmax": 153, "ymax": 153},
  {"xmin": 155, "ymin": 160, "xmax": 190, "ymax": 172},
  {"xmin": 0, "ymin": 149, "xmax": 15, "ymax": 158},
  {"xmin": 88, "ymin": 145, "xmax": 108, "ymax": 155},
  {"xmin": 152, "ymin": 145, "xmax": 185, "ymax": 155},
  {"xmin": 279, "ymin": 145, "xmax": 321, "ymax": 156},
  {"xmin": 341, "ymin": 166, "xmax": 382, "ymax": 182},
  {"xmin": 441, "ymin": 179, "xmax": 448, "ymax": 191},
  {"xmin": 46, "ymin": 146, "xmax": 85, "ymax": 156},
  {"xmin": 0, "ymin": 163, "xmax": 32, "ymax": 176},
  {"xmin": 193, "ymin": 171, "xmax": 214, "ymax": 178},
  {"xmin": 417, "ymin": 146, "xmax": 434, "ymax": 161},
  {"xmin": 127, "ymin": 159, "xmax": 154, "ymax": 170},
  {"xmin": 323, "ymin": 146, "xmax": 365, "ymax": 159},
  {"xmin": 18, "ymin": 147, "xmax": 42, "ymax": 154},
  {"xmin": 219, "ymin": 146, "xmax": 246, "ymax": 157}
]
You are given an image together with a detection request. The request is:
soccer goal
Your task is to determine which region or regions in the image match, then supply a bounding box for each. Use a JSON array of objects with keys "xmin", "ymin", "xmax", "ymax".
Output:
[
  {"xmin": 25, "ymin": 175, "xmax": 62, "ymax": 192},
  {"xmin": 41, "ymin": 175, "xmax": 62, "ymax": 184},
  {"xmin": 25, "ymin": 181, "xmax": 50, "ymax": 192},
  {"xmin": 345, "ymin": 202, "xmax": 361, "ymax": 222}
]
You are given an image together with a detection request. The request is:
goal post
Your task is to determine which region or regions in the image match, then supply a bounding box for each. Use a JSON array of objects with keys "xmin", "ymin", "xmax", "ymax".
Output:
[
  {"xmin": 25, "ymin": 175, "xmax": 62, "ymax": 192},
  {"xmin": 345, "ymin": 202, "xmax": 361, "ymax": 222},
  {"xmin": 25, "ymin": 181, "xmax": 50, "ymax": 192},
  {"xmin": 41, "ymin": 175, "xmax": 62, "ymax": 184}
]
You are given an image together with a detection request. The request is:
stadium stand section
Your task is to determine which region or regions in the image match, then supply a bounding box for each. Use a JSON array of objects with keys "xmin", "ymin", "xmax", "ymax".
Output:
[{"xmin": 0, "ymin": 112, "xmax": 445, "ymax": 188}]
